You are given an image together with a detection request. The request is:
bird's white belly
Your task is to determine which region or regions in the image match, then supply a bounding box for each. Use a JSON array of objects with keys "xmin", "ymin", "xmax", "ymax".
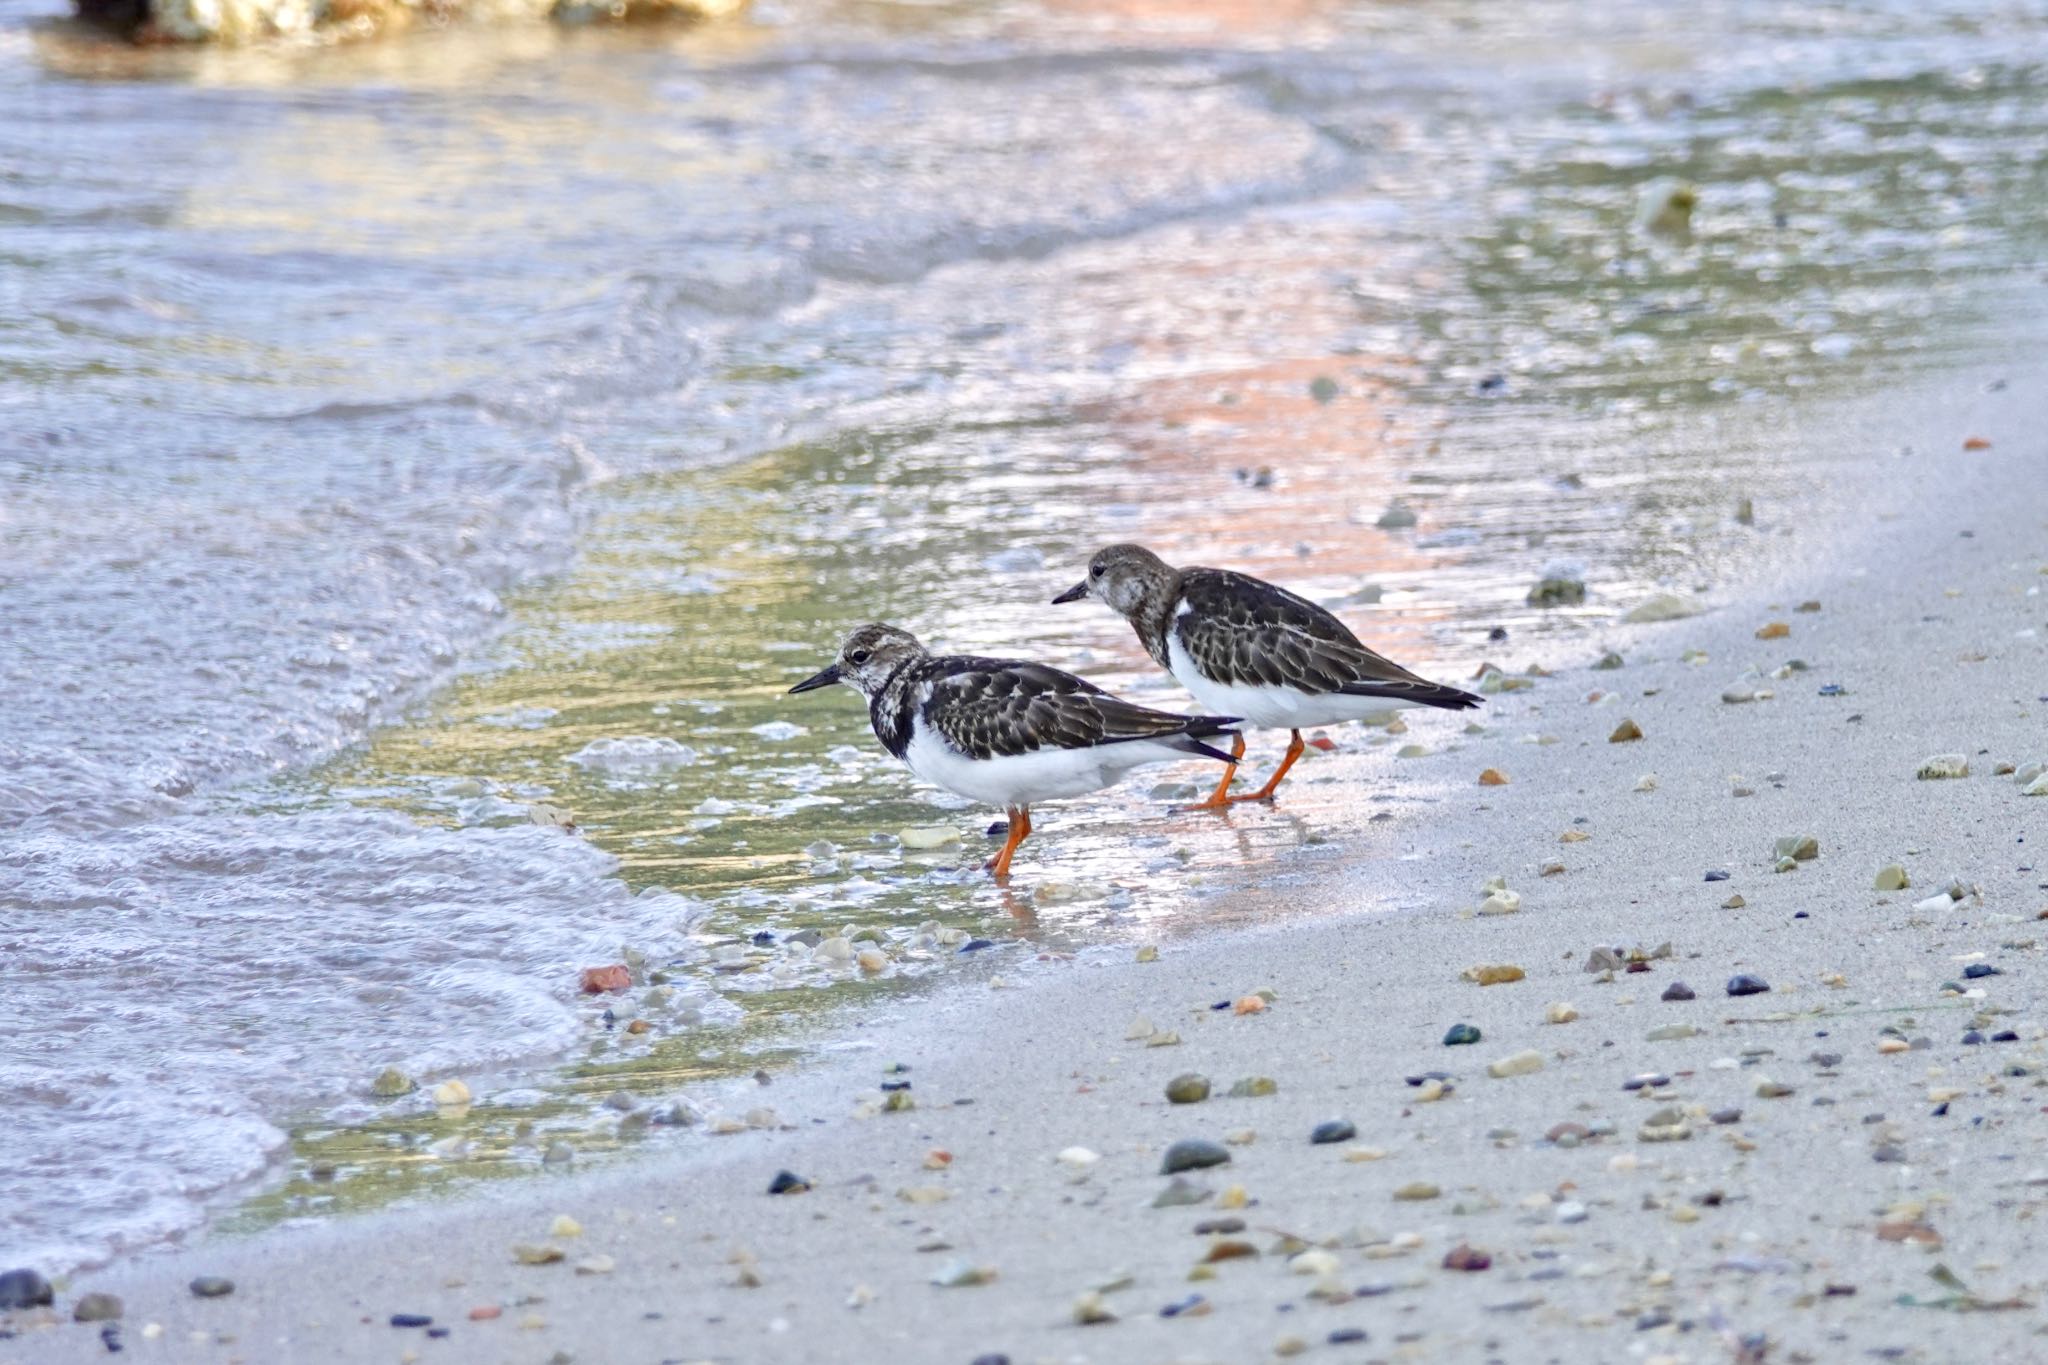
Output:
[
  {"xmin": 903, "ymin": 725, "xmax": 1193, "ymax": 808},
  {"xmin": 1167, "ymin": 635, "xmax": 1418, "ymax": 730}
]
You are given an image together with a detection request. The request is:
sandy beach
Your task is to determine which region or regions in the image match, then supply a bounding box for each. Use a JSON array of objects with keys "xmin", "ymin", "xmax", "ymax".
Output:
[{"xmin": 9, "ymin": 358, "xmax": 2042, "ymax": 1362}]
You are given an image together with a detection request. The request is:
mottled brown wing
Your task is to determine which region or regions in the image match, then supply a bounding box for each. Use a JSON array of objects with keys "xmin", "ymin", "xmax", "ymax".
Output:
[
  {"xmin": 922, "ymin": 658, "xmax": 1234, "ymax": 760},
  {"xmin": 1176, "ymin": 569, "xmax": 1478, "ymax": 709}
]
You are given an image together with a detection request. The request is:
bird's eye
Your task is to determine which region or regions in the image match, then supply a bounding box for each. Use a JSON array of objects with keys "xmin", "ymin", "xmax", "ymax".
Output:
[
  {"xmin": 849, "ymin": 649, "xmax": 871, "ymax": 665},
  {"xmin": 1090, "ymin": 564, "xmax": 1104, "ymax": 578}
]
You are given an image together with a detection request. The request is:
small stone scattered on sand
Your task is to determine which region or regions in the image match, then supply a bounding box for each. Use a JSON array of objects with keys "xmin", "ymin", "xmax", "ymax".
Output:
[
  {"xmin": 188, "ymin": 1276, "xmax": 234, "ymax": 1299},
  {"xmin": 0, "ymin": 1269, "xmax": 53, "ymax": 1310},
  {"xmin": 72, "ymin": 1291, "xmax": 122, "ymax": 1323},
  {"xmin": 1478, "ymin": 767, "xmax": 1509, "ymax": 786},
  {"xmin": 1310, "ymin": 1119, "xmax": 1357, "ymax": 1145},
  {"xmin": 1546, "ymin": 1002, "xmax": 1579, "ymax": 1024},
  {"xmin": 1609, "ymin": 718, "xmax": 1643, "ymax": 742},
  {"xmin": 1916, "ymin": 754, "xmax": 1969, "ymax": 780},
  {"xmin": 930, "ymin": 1261, "xmax": 997, "ymax": 1287},
  {"xmin": 1442, "ymin": 1244, "xmax": 1492, "ymax": 1271},
  {"xmin": 579, "ymin": 965, "xmax": 631, "ymax": 994},
  {"xmin": 371, "ymin": 1066, "xmax": 415, "ymax": 1098},
  {"xmin": 1487, "ymin": 1050, "xmax": 1545, "ymax": 1078},
  {"xmin": 1727, "ymin": 974, "xmax": 1769, "ymax": 996},
  {"xmin": 1622, "ymin": 593, "xmax": 1699, "ymax": 623},
  {"xmin": 1661, "ymin": 982, "xmax": 1696, "ymax": 1002},
  {"xmin": 1443, "ymin": 1023, "xmax": 1481, "ymax": 1046},
  {"xmin": 897, "ymin": 825, "xmax": 961, "ymax": 849},
  {"xmin": 1161, "ymin": 1139, "xmax": 1232, "ymax": 1175},
  {"xmin": 767, "ymin": 1170, "xmax": 811, "ymax": 1195},
  {"xmin": 1773, "ymin": 834, "xmax": 1820, "ymax": 862},
  {"xmin": 390, "ymin": 1313, "xmax": 433, "ymax": 1329},
  {"xmin": 1071, "ymin": 1290, "xmax": 1116, "ymax": 1325},
  {"xmin": 513, "ymin": 1244, "xmax": 564, "ymax": 1266},
  {"xmin": 1756, "ymin": 621, "xmax": 1790, "ymax": 639},
  {"xmin": 1394, "ymin": 1182, "xmax": 1440, "ymax": 1201},
  {"xmin": 1165, "ymin": 1073, "xmax": 1211, "ymax": 1104},
  {"xmin": 1228, "ymin": 1076, "xmax": 1278, "ymax": 1098},
  {"xmin": 1874, "ymin": 864, "xmax": 1910, "ymax": 891},
  {"xmin": 1462, "ymin": 964, "xmax": 1525, "ymax": 986}
]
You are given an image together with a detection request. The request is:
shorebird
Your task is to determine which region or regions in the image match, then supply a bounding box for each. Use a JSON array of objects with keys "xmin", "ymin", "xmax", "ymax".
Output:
[
  {"xmin": 1054, "ymin": 544, "xmax": 1480, "ymax": 808},
  {"xmin": 788, "ymin": 623, "xmax": 1241, "ymax": 877}
]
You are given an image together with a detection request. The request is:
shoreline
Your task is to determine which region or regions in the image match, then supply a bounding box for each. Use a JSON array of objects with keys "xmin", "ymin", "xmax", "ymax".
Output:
[{"xmin": 14, "ymin": 361, "xmax": 2048, "ymax": 1361}]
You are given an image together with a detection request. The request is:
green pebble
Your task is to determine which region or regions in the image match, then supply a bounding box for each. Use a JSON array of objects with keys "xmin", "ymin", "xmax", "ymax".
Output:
[
  {"xmin": 1443, "ymin": 1023, "xmax": 1482, "ymax": 1046},
  {"xmin": 1165, "ymin": 1073, "xmax": 1211, "ymax": 1105}
]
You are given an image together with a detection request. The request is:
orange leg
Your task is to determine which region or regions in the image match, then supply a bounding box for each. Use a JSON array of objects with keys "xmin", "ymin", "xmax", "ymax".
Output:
[
  {"xmin": 1233, "ymin": 729, "xmax": 1306, "ymax": 803},
  {"xmin": 1177, "ymin": 733, "xmax": 1248, "ymax": 812},
  {"xmin": 985, "ymin": 806, "xmax": 1032, "ymax": 878}
]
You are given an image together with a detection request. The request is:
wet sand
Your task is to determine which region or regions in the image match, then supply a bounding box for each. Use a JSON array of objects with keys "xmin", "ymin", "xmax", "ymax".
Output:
[{"xmin": 16, "ymin": 365, "xmax": 2048, "ymax": 1361}]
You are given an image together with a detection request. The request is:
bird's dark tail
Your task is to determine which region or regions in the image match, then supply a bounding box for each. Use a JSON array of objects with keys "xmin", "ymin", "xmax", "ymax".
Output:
[
  {"xmin": 1168, "ymin": 716, "xmax": 1243, "ymax": 762},
  {"xmin": 1341, "ymin": 681, "xmax": 1483, "ymax": 712}
]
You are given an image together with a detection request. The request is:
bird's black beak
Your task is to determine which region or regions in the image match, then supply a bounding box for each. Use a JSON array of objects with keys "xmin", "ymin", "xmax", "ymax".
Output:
[
  {"xmin": 787, "ymin": 662, "xmax": 843, "ymax": 694},
  {"xmin": 1051, "ymin": 580, "xmax": 1089, "ymax": 605}
]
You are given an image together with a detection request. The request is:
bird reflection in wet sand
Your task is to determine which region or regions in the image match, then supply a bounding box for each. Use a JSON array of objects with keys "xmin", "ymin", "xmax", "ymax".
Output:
[
  {"xmin": 788, "ymin": 623, "xmax": 1241, "ymax": 878},
  {"xmin": 1056, "ymin": 544, "xmax": 1481, "ymax": 808}
]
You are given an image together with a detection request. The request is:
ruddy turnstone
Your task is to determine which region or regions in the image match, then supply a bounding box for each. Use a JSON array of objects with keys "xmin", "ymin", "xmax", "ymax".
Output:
[
  {"xmin": 1054, "ymin": 545, "xmax": 1480, "ymax": 808},
  {"xmin": 788, "ymin": 623, "xmax": 1241, "ymax": 877}
]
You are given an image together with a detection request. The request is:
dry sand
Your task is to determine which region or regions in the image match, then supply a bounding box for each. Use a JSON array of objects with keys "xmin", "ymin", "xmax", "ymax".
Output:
[{"xmin": 12, "ymin": 366, "xmax": 2048, "ymax": 1363}]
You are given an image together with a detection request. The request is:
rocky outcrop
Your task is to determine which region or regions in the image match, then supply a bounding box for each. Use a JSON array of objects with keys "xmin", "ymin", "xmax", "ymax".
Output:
[{"xmin": 77, "ymin": 0, "xmax": 745, "ymax": 43}]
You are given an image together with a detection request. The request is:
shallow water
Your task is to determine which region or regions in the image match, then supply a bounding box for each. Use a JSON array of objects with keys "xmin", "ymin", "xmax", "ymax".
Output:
[{"xmin": 6, "ymin": 0, "xmax": 2048, "ymax": 1272}]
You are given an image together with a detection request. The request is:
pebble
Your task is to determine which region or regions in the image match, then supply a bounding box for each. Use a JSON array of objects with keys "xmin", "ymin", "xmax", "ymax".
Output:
[
  {"xmin": 1773, "ymin": 834, "xmax": 1820, "ymax": 862},
  {"xmin": 468, "ymin": 1305, "xmax": 502, "ymax": 1321},
  {"xmin": 1393, "ymin": 1182, "xmax": 1440, "ymax": 1201},
  {"xmin": 1609, "ymin": 718, "xmax": 1643, "ymax": 743},
  {"xmin": 1916, "ymin": 754, "xmax": 1969, "ymax": 780},
  {"xmin": 1623, "ymin": 1073, "xmax": 1670, "ymax": 1091},
  {"xmin": 1963, "ymin": 963, "xmax": 2000, "ymax": 979},
  {"xmin": 549, "ymin": 1214, "xmax": 582, "ymax": 1237},
  {"xmin": 431, "ymin": 1079, "xmax": 471, "ymax": 1106},
  {"xmin": 1443, "ymin": 1023, "xmax": 1482, "ymax": 1046},
  {"xmin": 1165, "ymin": 1073, "xmax": 1211, "ymax": 1104},
  {"xmin": 1874, "ymin": 864, "xmax": 1910, "ymax": 892},
  {"xmin": 1726, "ymin": 974, "xmax": 1770, "ymax": 997},
  {"xmin": 371, "ymin": 1066, "xmax": 415, "ymax": 1097},
  {"xmin": 767, "ymin": 1170, "xmax": 810, "ymax": 1195},
  {"xmin": 72, "ymin": 1291, "xmax": 122, "ymax": 1323},
  {"xmin": 1722, "ymin": 894, "xmax": 1746, "ymax": 909},
  {"xmin": 1310, "ymin": 1119, "xmax": 1357, "ymax": 1145},
  {"xmin": 1161, "ymin": 1139, "xmax": 1232, "ymax": 1174},
  {"xmin": 1755, "ymin": 621, "xmax": 1790, "ymax": 639},
  {"xmin": 1376, "ymin": 501, "xmax": 1418, "ymax": 529},
  {"xmin": 1487, "ymin": 1050, "xmax": 1545, "ymax": 1079},
  {"xmin": 1546, "ymin": 1002, "xmax": 1579, "ymax": 1024},
  {"xmin": 1071, "ymin": 1291, "xmax": 1116, "ymax": 1325},
  {"xmin": 391, "ymin": 1313, "xmax": 433, "ymax": 1329},
  {"xmin": 577, "ymin": 965, "xmax": 631, "ymax": 994},
  {"xmin": 1228, "ymin": 1076, "xmax": 1278, "ymax": 1098},
  {"xmin": 1557, "ymin": 1201, "xmax": 1589, "ymax": 1223},
  {"xmin": 0, "ymin": 1268, "xmax": 53, "ymax": 1310},
  {"xmin": 1646, "ymin": 1024, "xmax": 1697, "ymax": 1041},
  {"xmin": 1877, "ymin": 1037, "xmax": 1909, "ymax": 1055},
  {"xmin": 543, "ymin": 1141, "xmax": 575, "ymax": 1165},
  {"xmin": 1755, "ymin": 1079, "xmax": 1795, "ymax": 1099},
  {"xmin": 897, "ymin": 825, "xmax": 961, "ymax": 849},
  {"xmin": 856, "ymin": 948, "xmax": 888, "ymax": 974},
  {"xmin": 1721, "ymin": 688, "xmax": 1756, "ymax": 704},
  {"xmin": 930, "ymin": 1261, "xmax": 997, "ymax": 1288},
  {"xmin": 1660, "ymin": 982, "xmax": 1695, "ymax": 1002},
  {"xmin": 188, "ymin": 1276, "xmax": 234, "ymax": 1299},
  {"xmin": 513, "ymin": 1244, "xmax": 564, "ymax": 1266},
  {"xmin": 1056, "ymin": 1147, "xmax": 1101, "ymax": 1169},
  {"xmin": 1442, "ymin": 1244, "xmax": 1492, "ymax": 1272},
  {"xmin": 1151, "ymin": 1177, "xmax": 1209, "ymax": 1208},
  {"xmin": 2024, "ymin": 772, "xmax": 2048, "ymax": 796},
  {"xmin": 1709, "ymin": 1107, "xmax": 1742, "ymax": 1125},
  {"xmin": 574, "ymin": 1255, "xmax": 615, "ymax": 1276},
  {"xmin": 1623, "ymin": 593, "xmax": 1699, "ymax": 623},
  {"xmin": 1478, "ymin": 767, "xmax": 1510, "ymax": 786},
  {"xmin": 1632, "ymin": 773, "xmax": 1659, "ymax": 793},
  {"xmin": 1462, "ymin": 964, "xmax": 1525, "ymax": 985}
]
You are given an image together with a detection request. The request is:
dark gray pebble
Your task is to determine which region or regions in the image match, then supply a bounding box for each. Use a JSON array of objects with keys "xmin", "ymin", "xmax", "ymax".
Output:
[
  {"xmin": 767, "ymin": 1170, "xmax": 810, "ymax": 1195},
  {"xmin": 1159, "ymin": 1295, "xmax": 1205, "ymax": 1318},
  {"xmin": 1872, "ymin": 1146, "xmax": 1906, "ymax": 1164},
  {"xmin": 1709, "ymin": 1108, "xmax": 1742, "ymax": 1125},
  {"xmin": 1192, "ymin": 1217, "xmax": 1245, "ymax": 1235},
  {"xmin": 1992, "ymin": 1030, "xmax": 2020, "ymax": 1043},
  {"xmin": 427, "ymin": 1327, "xmax": 450, "ymax": 1339},
  {"xmin": 1962, "ymin": 1030, "xmax": 1984, "ymax": 1045},
  {"xmin": 1160, "ymin": 1139, "xmax": 1231, "ymax": 1174},
  {"xmin": 1704, "ymin": 870, "xmax": 1730, "ymax": 882},
  {"xmin": 1310, "ymin": 1119, "xmax": 1357, "ymax": 1145},
  {"xmin": 1443, "ymin": 1023, "xmax": 1481, "ymax": 1046},
  {"xmin": 188, "ymin": 1277, "xmax": 234, "ymax": 1299},
  {"xmin": 391, "ymin": 1314, "xmax": 433, "ymax": 1329},
  {"xmin": 972, "ymin": 1356, "xmax": 1013, "ymax": 1365},
  {"xmin": 72, "ymin": 1292, "xmax": 123, "ymax": 1323},
  {"xmin": 1727, "ymin": 974, "xmax": 1770, "ymax": 997},
  {"xmin": 958, "ymin": 939, "xmax": 993, "ymax": 953},
  {"xmin": 1661, "ymin": 982, "xmax": 1695, "ymax": 1002},
  {"xmin": 1809, "ymin": 1052, "xmax": 1842, "ymax": 1068},
  {"xmin": 1405, "ymin": 1071, "xmax": 1453, "ymax": 1086},
  {"xmin": 1623, "ymin": 1073, "xmax": 1669, "ymax": 1091},
  {"xmin": 1964, "ymin": 963, "xmax": 2000, "ymax": 979},
  {"xmin": 1329, "ymin": 1327, "xmax": 1369, "ymax": 1344},
  {"xmin": 0, "ymin": 1268, "xmax": 53, "ymax": 1310}
]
